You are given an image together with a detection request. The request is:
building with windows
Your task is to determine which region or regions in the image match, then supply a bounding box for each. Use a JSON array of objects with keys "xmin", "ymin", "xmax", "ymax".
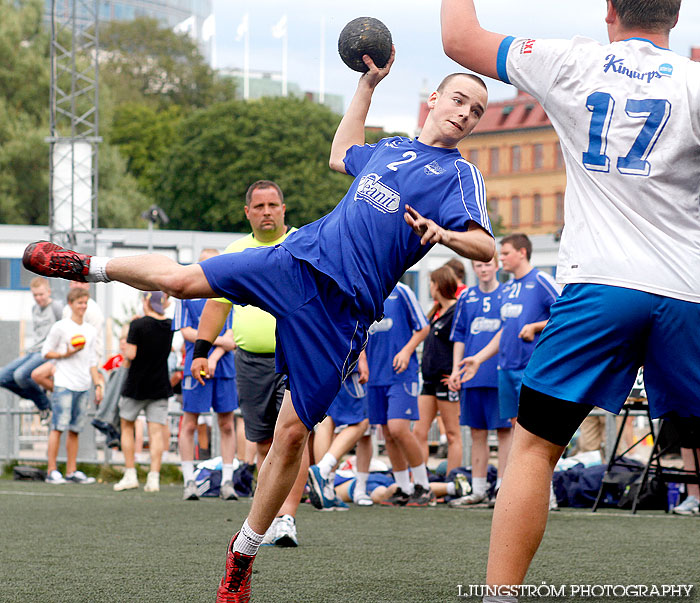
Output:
[
  {"xmin": 44, "ymin": 0, "xmax": 214, "ymax": 63},
  {"xmin": 457, "ymin": 90, "xmax": 566, "ymax": 236}
]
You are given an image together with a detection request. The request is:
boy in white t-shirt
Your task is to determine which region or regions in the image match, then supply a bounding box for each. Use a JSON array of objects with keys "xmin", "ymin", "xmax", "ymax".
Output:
[{"xmin": 41, "ymin": 287, "xmax": 104, "ymax": 484}]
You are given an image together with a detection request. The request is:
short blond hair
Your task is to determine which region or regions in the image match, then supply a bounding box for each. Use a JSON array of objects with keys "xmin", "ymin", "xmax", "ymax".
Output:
[{"xmin": 30, "ymin": 277, "xmax": 49, "ymax": 290}]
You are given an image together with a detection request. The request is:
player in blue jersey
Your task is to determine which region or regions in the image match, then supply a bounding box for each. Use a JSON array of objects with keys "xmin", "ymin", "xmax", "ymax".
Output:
[
  {"xmin": 442, "ymin": 0, "xmax": 700, "ymax": 598},
  {"xmin": 172, "ymin": 249, "xmax": 238, "ymax": 502},
  {"xmin": 23, "ymin": 50, "xmax": 495, "ymax": 602},
  {"xmin": 365, "ymin": 283, "xmax": 431, "ymax": 506},
  {"xmin": 458, "ymin": 235, "xmax": 559, "ymax": 422},
  {"xmin": 448, "ymin": 256, "xmax": 511, "ymax": 507}
]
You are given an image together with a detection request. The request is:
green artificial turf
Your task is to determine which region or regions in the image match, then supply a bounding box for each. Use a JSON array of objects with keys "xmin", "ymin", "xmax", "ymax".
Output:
[{"xmin": 1, "ymin": 480, "xmax": 697, "ymax": 602}]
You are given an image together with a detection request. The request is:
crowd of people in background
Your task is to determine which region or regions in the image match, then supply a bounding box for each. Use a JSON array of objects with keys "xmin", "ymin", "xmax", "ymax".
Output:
[{"xmin": 3, "ymin": 183, "xmax": 698, "ymax": 524}]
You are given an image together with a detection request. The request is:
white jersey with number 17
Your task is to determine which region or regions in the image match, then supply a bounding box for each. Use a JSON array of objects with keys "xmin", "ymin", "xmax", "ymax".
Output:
[{"xmin": 499, "ymin": 36, "xmax": 700, "ymax": 303}]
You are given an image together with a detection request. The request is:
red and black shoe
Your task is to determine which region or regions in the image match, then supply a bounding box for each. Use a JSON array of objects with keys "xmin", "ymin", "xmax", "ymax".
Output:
[
  {"xmin": 406, "ymin": 484, "xmax": 436, "ymax": 507},
  {"xmin": 216, "ymin": 533, "xmax": 256, "ymax": 603},
  {"xmin": 22, "ymin": 241, "xmax": 91, "ymax": 282}
]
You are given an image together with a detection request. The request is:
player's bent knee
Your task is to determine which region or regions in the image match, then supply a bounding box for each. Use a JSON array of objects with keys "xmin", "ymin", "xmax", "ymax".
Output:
[{"xmin": 517, "ymin": 384, "xmax": 593, "ymax": 447}]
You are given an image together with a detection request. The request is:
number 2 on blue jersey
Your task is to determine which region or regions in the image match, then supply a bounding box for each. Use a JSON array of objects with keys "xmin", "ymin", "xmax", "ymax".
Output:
[{"xmin": 583, "ymin": 92, "xmax": 671, "ymax": 177}]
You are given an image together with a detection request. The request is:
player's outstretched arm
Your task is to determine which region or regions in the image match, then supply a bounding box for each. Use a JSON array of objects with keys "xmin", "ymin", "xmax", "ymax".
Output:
[
  {"xmin": 404, "ymin": 205, "xmax": 495, "ymax": 262},
  {"xmin": 329, "ymin": 48, "xmax": 395, "ymax": 174},
  {"xmin": 441, "ymin": 0, "xmax": 506, "ymax": 80}
]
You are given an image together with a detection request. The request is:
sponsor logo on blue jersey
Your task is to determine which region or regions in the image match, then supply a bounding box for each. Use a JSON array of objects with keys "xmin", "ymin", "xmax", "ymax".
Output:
[
  {"xmin": 470, "ymin": 317, "xmax": 501, "ymax": 335},
  {"xmin": 355, "ymin": 173, "xmax": 401, "ymax": 214},
  {"xmin": 602, "ymin": 54, "xmax": 662, "ymax": 84},
  {"xmin": 501, "ymin": 303, "xmax": 523, "ymax": 319},
  {"xmin": 424, "ymin": 160, "xmax": 446, "ymax": 175},
  {"xmin": 368, "ymin": 317, "xmax": 394, "ymax": 334}
]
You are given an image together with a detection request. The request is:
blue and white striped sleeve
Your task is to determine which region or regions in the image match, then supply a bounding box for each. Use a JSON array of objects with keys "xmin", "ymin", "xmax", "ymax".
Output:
[{"xmin": 396, "ymin": 283, "xmax": 429, "ymax": 331}]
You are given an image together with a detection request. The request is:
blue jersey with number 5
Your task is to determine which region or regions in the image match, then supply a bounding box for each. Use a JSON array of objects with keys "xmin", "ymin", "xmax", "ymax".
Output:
[
  {"xmin": 281, "ymin": 137, "xmax": 492, "ymax": 322},
  {"xmin": 498, "ymin": 36, "xmax": 700, "ymax": 303}
]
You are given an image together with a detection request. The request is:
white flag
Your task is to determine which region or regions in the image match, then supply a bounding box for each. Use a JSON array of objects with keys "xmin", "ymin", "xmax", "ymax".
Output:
[
  {"xmin": 236, "ymin": 13, "xmax": 249, "ymax": 41},
  {"xmin": 173, "ymin": 15, "xmax": 196, "ymax": 38},
  {"xmin": 202, "ymin": 14, "xmax": 215, "ymax": 42},
  {"xmin": 271, "ymin": 15, "xmax": 287, "ymax": 39}
]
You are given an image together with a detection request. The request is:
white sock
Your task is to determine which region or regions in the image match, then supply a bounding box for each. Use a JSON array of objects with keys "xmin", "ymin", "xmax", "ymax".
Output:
[
  {"xmin": 473, "ymin": 477, "xmax": 488, "ymax": 497},
  {"xmin": 446, "ymin": 482, "xmax": 456, "ymax": 496},
  {"xmin": 410, "ymin": 463, "xmax": 430, "ymax": 489},
  {"xmin": 181, "ymin": 460, "xmax": 195, "ymax": 483},
  {"xmin": 233, "ymin": 519, "xmax": 264, "ymax": 556},
  {"xmin": 356, "ymin": 471, "xmax": 369, "ymax": 495},
  {"xmin": 439, "ymin": 434, "xmax": 447, "ymax": 445},
  {"xmin": 147, "ymin": 471, "xmax": 159, "ymax": 482},
  {"xmin": 318, "ymin": 453, "xmax": 337, "ymax": 480},
  {"xmin": 87, "ymin": 256, "xmax": 111, "ymax": 282},
  {"xmin": 124, "ymin": 467, "xmax": 137, "ymax": 480},
  {"xmin": 496, "ymin": 477, "xmax": 503, "ymax": 491},
  {"xmin": 222, "ymin": 463, "xmax": 234, "ymax": 484},
  {"xmin": 394, "ymin": 469, "xmax": 413, "ymax": 494}
]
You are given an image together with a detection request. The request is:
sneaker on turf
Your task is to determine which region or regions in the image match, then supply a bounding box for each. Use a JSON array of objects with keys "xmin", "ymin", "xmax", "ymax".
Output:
[
  {"xmin": 144, "ymin": 471, "xmax": 160, "ymax": 493},
  {"xmin": 39, "ymin": 408, "xmax": 51, "ymax": 427},
  {"xmin": 352, "ymin": 489, "xmax": 374, "ymax": 507},
  {"xmin": 272, "ymin": 514, "xmax": 298, "ymax": 547},
  {"xmin": 449, "ymin": 491, "xmax": 488, "ymax": 508},
  {"xmin": 379, "ymin": 487, "xmax": 410, "ymax": 506},
  {"xmin": 307, "ymin": 465, "xmax": 335, "ymax": 510},
  {"xmin": 406, "ymin": 484, "xmax": 435, "ymax": 507},
  {"xmin": 672, "ymin": 495, "xmax": 699, "ymax": 516},
  {"xmin": 114, "ymin": 472, "xmax": 139, "ymax": 491},
  {"xmin": 220, "ymin": 480, "xmax": 238, "ymax": 501},
  {"xmin": 182, "ymin": 479, "xmax": 199, "ymax": 500},
  {"xmin": 331, "ymin": 496, "xmax": 349, "ymax": 511},
  {"xmin": 66, "ymin": 470, "xmax": 95, "ymax": 484},
  {"xmin": 23, "ymin": 241, "xmax": 91, "ymax": 282},
  {"xmin": 216, "ymin": 533, "xmax": 255, "ymax": 603},
  {"xmin": 453, "ymin": 473, "xmax": 472, "ymax": 498},
  {"xmin": 45, "ymin": 469, "xmax": 66, "ymax": 484},
  {"xmin": 260, "ymin": 518, "xmax": 280, "ymax": 546}
]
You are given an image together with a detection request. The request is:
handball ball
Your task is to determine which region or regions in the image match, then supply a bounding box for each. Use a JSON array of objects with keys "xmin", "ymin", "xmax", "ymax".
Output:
[
  {"xmin": 70, "ymin": 334, "xmax": 86, "ymax": 350},
  {"xmin": 338, "ymin": 17, "xmax": 392, "ymax": 72}
]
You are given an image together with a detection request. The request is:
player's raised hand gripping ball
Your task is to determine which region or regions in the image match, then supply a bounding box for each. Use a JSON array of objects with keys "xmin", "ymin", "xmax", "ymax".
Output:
[
  {"xmin": 70, "ymin": 334, "xmax": 86, "ymax": 351},
  {"xmin": 338, "ymin": 17, "xmax": 392, "ymax": 72}
]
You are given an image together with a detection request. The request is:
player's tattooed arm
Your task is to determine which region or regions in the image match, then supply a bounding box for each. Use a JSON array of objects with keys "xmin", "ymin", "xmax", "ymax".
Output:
[{"xmin": 403, "ymin": 205, "xmax": 494, "ymax": 262}]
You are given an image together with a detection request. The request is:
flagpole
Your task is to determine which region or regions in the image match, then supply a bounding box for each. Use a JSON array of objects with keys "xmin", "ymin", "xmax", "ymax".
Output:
[
  {"xmin": 244, "ymin": 24, "xmax": 250, "ymax": 100},
  {"xmin": 319, "ymin": 16, "xmax": 325, "ymax": 104},
  {"xmin": 282, "ymin": 28, "xmax": 288, "ymax": 96}
]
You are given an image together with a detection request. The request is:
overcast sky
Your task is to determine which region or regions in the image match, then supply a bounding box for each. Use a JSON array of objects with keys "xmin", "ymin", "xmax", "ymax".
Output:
[{"xmin": 213, "ymin": 0, "xmax": 700, "ymax": 134}]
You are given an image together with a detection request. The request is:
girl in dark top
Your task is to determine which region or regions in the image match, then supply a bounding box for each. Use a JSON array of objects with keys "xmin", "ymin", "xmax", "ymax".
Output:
[{"xmin": 414, "ymin": 266, "xmax": 463, "ymax": 475}]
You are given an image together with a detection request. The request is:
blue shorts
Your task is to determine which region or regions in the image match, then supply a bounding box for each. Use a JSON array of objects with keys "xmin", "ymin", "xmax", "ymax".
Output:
[
  {"xmin": 181, "ymin": 376, "xmax": 238, "ymax": 414},
  {"xmin": 498, "ymin": 368, "xmax": 524, "ymax": 420},
  {"xmin": 367, "ymin": 383, "xmax": 419, "ymax": 425},
  {"xmin": 200, "ymin": 246, "xmax": 368, "ymax": 430},
  {"xmin": 327, "ymin": 375, "xmax": 368, "ymax": 426},
  {"xmin": 461, "ymin": 387, "xmax": 512, "ymax": 430},
  {"xmin": 523, "ymin": 284, "xmax": 700, "ymax": 419},
  {"xmin": 51, "ymin": 387, "xmax": 88, "ymax": 432}
]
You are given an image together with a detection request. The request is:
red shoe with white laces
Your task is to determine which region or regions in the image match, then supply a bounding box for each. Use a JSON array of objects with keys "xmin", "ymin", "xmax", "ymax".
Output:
[
  {"xmin": 22, "ymin": 241, "xmax": 91, "ymax": 282},
  {"xmin": 215, "ymin": 533, "xmax": 256, "ymax": 603}
]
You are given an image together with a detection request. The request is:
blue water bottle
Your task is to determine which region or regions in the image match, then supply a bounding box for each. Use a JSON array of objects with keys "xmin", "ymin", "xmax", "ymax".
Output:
[{"xmin": 667, "ymin": 482, "xmax": 680, "ymax": 511}]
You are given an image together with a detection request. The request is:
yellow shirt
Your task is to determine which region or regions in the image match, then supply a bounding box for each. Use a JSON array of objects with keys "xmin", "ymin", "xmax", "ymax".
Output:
[{"xmin": 215, "ymin": 228, "xmax": 296, "ymax": 353}]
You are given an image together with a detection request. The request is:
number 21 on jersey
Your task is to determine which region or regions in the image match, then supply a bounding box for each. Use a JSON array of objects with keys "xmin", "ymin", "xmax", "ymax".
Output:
[{"xmin": 582, "ymin": 91, "xmax": 671, "ymax": 177}]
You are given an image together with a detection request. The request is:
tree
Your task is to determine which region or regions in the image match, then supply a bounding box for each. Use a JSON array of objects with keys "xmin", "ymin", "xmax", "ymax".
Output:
[
  {"xmin": 98, "ymin": 18, "xmax": 236, "ymax": 110},
  {"xmin": 149, "ymin": 96, "xmax": 359, "ymax": 232}
]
